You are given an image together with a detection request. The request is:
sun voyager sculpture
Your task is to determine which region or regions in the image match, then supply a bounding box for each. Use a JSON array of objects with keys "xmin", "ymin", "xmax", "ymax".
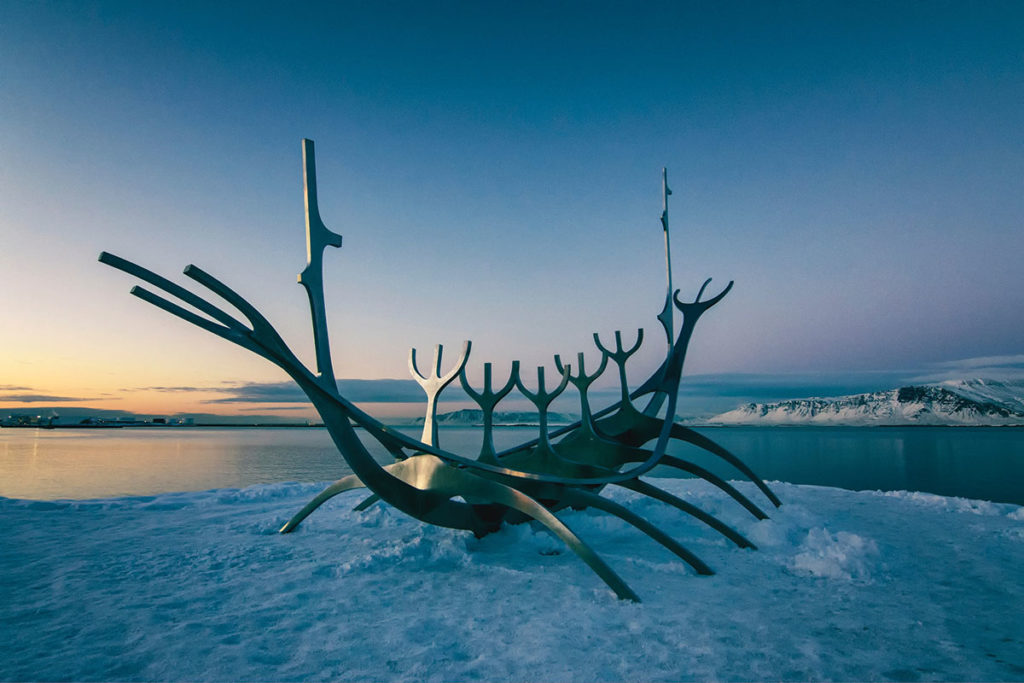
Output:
[{"xmin": 100, "ymin": 140, "xmax": 781, "ymax": 601}]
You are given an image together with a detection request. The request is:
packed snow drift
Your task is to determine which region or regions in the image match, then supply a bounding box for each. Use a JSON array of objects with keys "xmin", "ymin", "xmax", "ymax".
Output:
[{"xmin": 2, "ymin": 479, "xmax": 1021, "ymax": 681}]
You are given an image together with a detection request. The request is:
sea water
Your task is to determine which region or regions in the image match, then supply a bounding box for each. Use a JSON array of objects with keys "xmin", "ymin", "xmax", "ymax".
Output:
[{"xmin": 1, "ymin": 425, "xmax": 1021, "ymax": 504}]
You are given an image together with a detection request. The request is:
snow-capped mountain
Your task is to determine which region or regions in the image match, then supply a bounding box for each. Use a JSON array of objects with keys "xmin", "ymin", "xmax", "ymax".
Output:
[{"xmin": 708, "ymin": 378, "xmax": 1024, "ymax": 426}]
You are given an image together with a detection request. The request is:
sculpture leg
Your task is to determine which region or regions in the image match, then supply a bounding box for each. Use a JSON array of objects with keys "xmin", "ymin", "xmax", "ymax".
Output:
[
  {"xmin": 670, "ymin": 424, "xmax": 782, "ymax": 507},
  {"xmin": 279, "ymin": 474, "xmax": 368, "ymax": 533},
  {"xmin": 617, "ymin": 479, "xmax": 757, "ymax": 550},
  {"xmin": 561, "ymin": 490, "xmax": 713, "ymax": 575},
  {"xmin": 423, "ymin": 466, "xmax": 641, "ymax": 602},
  {"xmin": 353, "ymin": 493, "xmax": 380, "ymax": 511}
]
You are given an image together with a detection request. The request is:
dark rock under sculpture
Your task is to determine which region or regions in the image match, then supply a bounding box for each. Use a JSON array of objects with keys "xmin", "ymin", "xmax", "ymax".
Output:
[{"xmin": 99, "ymin": 139, "xmax": 780, "ymax": 601}]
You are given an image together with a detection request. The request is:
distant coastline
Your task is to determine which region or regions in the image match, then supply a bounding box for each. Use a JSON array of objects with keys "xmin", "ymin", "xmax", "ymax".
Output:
[{"xmin": 5, "ymin": 378, "xmax": 1022, "ymax": 430}]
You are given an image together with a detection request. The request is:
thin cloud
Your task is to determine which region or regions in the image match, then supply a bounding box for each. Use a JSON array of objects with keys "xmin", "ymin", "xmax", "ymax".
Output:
[
  {"xmin": 203, "ymin": 379, "xmax": 467, "ymax": 404},
  {"xmin": 238, "ymin": 405, "xmax": 310, "ymax": 412},
  {"xmin": 0, "ymin": 385, "xmax": 32, "ymax": 391},
  {"xmin": 649, "ymin": 372, "xmax": 906, "ymax": 400},
  {"xmin": 130, "ymin": 385, "xmax": 236, "ymax": 393},
  {"xmin": 932, "ymin": 354, "xmax": 1024, "ymax": 369},
  {"xmin": 910, "ymin": 355, "xmax": 1024, "ymax": 383},
  {"xmin": 202, "ymin": 382, "xmax": 308, "ymax": 404},
  {"xmin": 0, "ymin": 394, "xmax": 105, "ymax": 403}
]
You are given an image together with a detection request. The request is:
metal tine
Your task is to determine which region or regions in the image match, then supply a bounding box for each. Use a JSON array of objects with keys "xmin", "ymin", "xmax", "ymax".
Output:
[
  {"xmin": 460, "ymin": 361, "xmax": 520, "ymax": 402},
  {"xmin": 673, "ymin": 278, "xmax": 734, "ymax": 314},
  {"xmin": 490, "ymin": 341, "xmax": 637, "ymax": 459},
  {"xmin": 593, "ymin": 328, "xmax": 644, "ymax": 360},
  {"xmin": 130, "ymin": 287, "xmax": 241, "ymax": 345},
  {"xmin": 460, "ymin": 360, "xmax": 520, "ymax": 464},
  {"xmin": 593, "ymin": 328, "xmax": 644, "ymax": 406},
  {"xmin": 409, "ymin": 341, "xmax": 472, "ymax": 447},
  {"xmin": 99, "ymin": 252, "xmax": 247, "ymax": 333},
  {"xmin": 178, "ymin": 264, "xmax": 307, "ymax": 372},
  {"xmin": 642, "ymin": 281, "xmax": 736, "ymax": 417},
  {"xmin": 516, "ymin": 364, "xmax": 572, "ymax": 405},
  {"xmin": 553, "ymin": 350, "xmax": 608, "ymax": 388},
  {"xmin": 409, "ymin": 341, "xmax": 472, "ymax": 386},
  {"xmin": 184, "ymin": 266, "xmax": 282, "ymax": 340},
  {"xmin": 515, "ymin": 364, "xmax": 571, "ymax": 451},
  {"xmin": 554, "ymin": 351, "xmax": 608, "ymax": 433},
  {"xmin": 101, "ymin": 252, "xmax": 302, "ymax": 371},
  {"xmin": 616, "ymin": 478, "xmax": 757, "ymax": 549}
]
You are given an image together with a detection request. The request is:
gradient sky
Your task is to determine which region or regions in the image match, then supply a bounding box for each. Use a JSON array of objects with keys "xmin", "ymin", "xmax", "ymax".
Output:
[{"xmin": 1, "ymin": 1, "xmax": 1022, "ymax": 419}]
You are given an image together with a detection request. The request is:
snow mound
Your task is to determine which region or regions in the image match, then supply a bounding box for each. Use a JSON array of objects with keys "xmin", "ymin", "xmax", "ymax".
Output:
[
  {"xmin": 790, "ymin": 527, "xmax": 879, "ymax": 581},
  {"xmin": 2, "ymin": 479, "xmax": 1022, "ymax": 681},
  {"xmin": 879, "ymin": 489, "xmax": 1005, "ymax": 515}
]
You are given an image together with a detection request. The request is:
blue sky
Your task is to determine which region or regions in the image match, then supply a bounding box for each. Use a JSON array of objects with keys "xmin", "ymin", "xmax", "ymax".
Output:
[{"xmin": 1, "ymin": 1, "xmax": 1022, "ymax": 419}]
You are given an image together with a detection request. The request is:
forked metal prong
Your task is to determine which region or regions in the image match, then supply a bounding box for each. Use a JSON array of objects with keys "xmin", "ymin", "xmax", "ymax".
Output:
[
  {"xmin": 461, "ymin": 360, "xmax": 519, "ymax": 463},
  {"xmin": 410, "ymin": 341, "xmax": 472, "ymax": 447}
]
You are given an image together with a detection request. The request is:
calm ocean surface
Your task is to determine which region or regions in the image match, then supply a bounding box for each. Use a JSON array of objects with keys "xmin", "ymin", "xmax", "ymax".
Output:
[{"xmin": 1, "ymin": 426, "xmax": 1021, "ymax": 505}]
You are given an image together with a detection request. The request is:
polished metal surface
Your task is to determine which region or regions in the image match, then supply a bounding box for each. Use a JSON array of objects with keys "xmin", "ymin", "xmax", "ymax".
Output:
[
  {"xmin": 298, "ymin": 139, "xmax": 343, "ymax": 391},
  {"xmin": 410, "ymin": 342, "xmax": 471, "ymax": 448},
  {"xmin": 460, "ymin": 361, "xmax": 520, "ymax": 464},
  {"xmin": 100, "ymin": 139, "xmax": 782, "ymax": 601}
]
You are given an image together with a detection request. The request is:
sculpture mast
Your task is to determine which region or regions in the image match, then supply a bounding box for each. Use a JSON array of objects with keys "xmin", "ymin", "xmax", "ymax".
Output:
[
  {"xmin": 298, "ymin": 139, "xmax": 344, "ymax": 391},
  {"xmin": 643, "ymin": 169, "xmax": 675, "ymax": 417},
  {"xmin": 656, "ymin": 167, "xmax": 674, "ymax": 349}
]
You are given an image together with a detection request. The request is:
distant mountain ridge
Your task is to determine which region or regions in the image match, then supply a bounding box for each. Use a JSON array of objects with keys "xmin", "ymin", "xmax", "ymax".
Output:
[
  {"xmin": 414, "ymin": 409, "xmax": 577, "ymax": 427},
  {"xmin": 707, "ymin": 379, "xmax": 1024, "ymax": 426}
]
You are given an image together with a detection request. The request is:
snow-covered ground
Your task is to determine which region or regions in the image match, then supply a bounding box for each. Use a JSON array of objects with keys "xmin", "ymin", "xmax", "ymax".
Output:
[{"xmin": 2, "ymin": 479, "xmax": 1022, "ymax": 681}]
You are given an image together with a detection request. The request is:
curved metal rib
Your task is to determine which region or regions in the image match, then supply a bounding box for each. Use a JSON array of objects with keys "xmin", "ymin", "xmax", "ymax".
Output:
[
  {"xmin": 670, "ymin": 425, "xmax": 781, "ymax": 508},
  {"xmin": 99, "ymin": 252, "xmax": 248, "ymax": 332},
  {"xmin": 656, "ymin": 455, "xmax": 768, "ymax": 520},
  {"xmin": 418, "ymin": 460, "xmax": 640, "ymax": 602},
  {"xmin": 280, "ymin": 474, "xmax": 367, "ymax": 533},
  {"xmin": 561, "ymin": 489, "xmax": 713, "ymax": 575},
  {"xmin": 616, "ymin": 479, "xmax": 756, "ymax": 549},
  {"xmin": 352, "ymin": 493, "xmax": 380, "ymax": 512},
  {"xmin": 614, "ymin": 450, "xmax": 768, "ymax": 520}
]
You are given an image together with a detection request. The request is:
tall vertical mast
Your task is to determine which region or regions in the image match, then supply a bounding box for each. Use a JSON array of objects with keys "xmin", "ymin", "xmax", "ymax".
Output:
[
  {"xmin": 298, "ymin": 139, "xmax": 344, "ymax": 390},
  {"xmin": 645, "ymin": 168, "xmax": 675, "ymax": 418},
  {"xmin": 656, "ymin": 167, "xmax": 674, "ymax": 349}
]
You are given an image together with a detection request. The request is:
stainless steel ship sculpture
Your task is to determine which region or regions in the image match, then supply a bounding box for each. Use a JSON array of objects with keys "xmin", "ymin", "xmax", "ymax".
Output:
[{"xmin": 100, "ymin": 140, "xmax": 781, "ymax": 601}]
